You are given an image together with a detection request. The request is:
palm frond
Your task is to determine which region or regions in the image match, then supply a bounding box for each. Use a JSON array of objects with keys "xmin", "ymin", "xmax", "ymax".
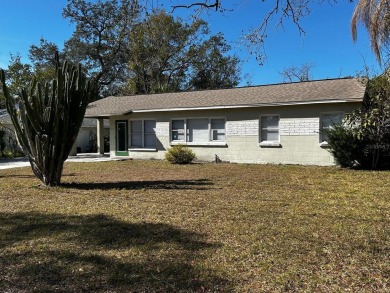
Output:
[{"xmin": 351, "ymin": 0, "xmax": 390, "ymax": 65}]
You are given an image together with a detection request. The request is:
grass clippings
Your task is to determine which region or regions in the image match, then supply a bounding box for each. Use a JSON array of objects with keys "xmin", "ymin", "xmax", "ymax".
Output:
[{"xmin": 0, "ymin": 160, "xmax": 389, "ymax": 292}]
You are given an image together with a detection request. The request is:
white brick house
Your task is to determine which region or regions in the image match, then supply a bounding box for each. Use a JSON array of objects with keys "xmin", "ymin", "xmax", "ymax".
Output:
[{"xmin": 85, "ymin": 78, "xmax": 366, "ymax": 166}]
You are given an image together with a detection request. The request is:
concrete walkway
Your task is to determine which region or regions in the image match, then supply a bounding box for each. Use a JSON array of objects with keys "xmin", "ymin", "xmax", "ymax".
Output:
[{"xmin": 0, "ymin": 153, "xmax": 116, "ymax": 170}]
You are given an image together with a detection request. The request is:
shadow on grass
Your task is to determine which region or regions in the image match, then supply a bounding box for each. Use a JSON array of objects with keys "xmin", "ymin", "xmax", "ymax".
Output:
[
  {"xmin": 0, "ymin": 173, "xmax": 77, "ymax": 179},
  {"xmin": 62, "ymin": 178, "xmax": 212, "ymax": 190},
  {"xmin": 0, "ymin": 212, "xmax": 228, "ymax": 292},
  {"xmin": 0, "ymin": 174, "xmax": 36, "ymax": 179}
]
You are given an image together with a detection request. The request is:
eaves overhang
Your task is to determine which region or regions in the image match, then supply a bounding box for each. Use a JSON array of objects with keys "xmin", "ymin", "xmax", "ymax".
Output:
[
  {"xmin": 130, "ymin": 98, "xmax": 362, "ymax": 113},
  {"xmin": 84, "ymin": 110, "xmax": 134, "ymax": 119}
]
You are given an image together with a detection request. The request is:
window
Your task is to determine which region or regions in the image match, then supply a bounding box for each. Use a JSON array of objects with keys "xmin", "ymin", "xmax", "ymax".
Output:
[
  {"xmin": 144, "ymin": 120, "xmax": 156, "ymax": 148},
  {"xmin": 188, "ymin": 118, "xmax": 209, "ymax": 142},
  {"xmin": 320, "ymin": 113, "xmax": 344, "ymax": 143},
  {"xmin": 210, "ymin": 118, "xmax": 226, "ymax": 141},
  {"xmin": 172, "ymin": 120, "xmax": 185, "ymax": 141},
  {"xmin": 130, "ymin": 120, "xmax": 156, "ymax": 148},
  {"xmin": 260, "ymin": 115, "xmax": 279, "ymax": 144},
  {"xmin": 171, "ymin": 118, "xmax": 226, "ymax": 144},
  {"xmin": 130, "ymin": 120, "xmax": 142, "ymax": 148}
]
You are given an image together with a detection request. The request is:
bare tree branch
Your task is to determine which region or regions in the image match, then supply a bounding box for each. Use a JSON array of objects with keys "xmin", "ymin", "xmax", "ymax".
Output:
[
  {"xmin": 171, "ymin": 1, "xmax": 311, "ymax": 65},
  {"xmin": 171, "ymin": 0, "xmax": 390, "ymax": 68},
  {"xmin": 280, "ymin": 63, "xmax": 315, "ymax": 82},
  {"xmin": 171, "ymin": 0, "xmax": 220, "ymax": 12}
]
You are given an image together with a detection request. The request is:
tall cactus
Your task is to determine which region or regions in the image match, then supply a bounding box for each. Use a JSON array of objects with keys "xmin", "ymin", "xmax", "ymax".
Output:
[{"xmin": 0, "ymin": 53, "xmax": 94, "ymax": 186}]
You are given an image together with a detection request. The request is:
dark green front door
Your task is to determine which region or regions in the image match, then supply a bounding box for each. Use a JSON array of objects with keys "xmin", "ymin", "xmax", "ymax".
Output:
[{"xmin": 115, "ymin": 120, "xmax": 129, "ymax": 156}]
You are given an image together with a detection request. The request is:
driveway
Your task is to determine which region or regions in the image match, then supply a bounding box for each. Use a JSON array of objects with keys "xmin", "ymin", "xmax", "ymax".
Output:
[{"xmin": 0, "ymin": 153, "xmax": 118, "ymax": 170}]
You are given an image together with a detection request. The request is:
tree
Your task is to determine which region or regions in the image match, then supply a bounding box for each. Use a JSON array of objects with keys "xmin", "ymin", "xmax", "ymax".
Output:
[
  {"xmin": 0, "ymin": 53, "xmax": 94, "ymax": 186},
  {"xmin": 29, "ymin": 38, "xmax": 62, "ymax": 82},
  {"xmin": 0, "ymin": 42, "xmax": 63, "ymax": 110},
  {"xmin": 351, "ymin": 0, "xmax": 390, "ymax": 65},
  {"xmin": 0, "ymin": 54, "xmax": 34, "ymax": 109},
  {"xmin": 125, "ymin": 10, "xmax": 208, "ymax": 94},
  {"xmin": 62, "ymin": 0, "xmax": 140, "ymax": 97},
  {"xmin": 188, "ymin": 33, "xmax": 241, "ymax": 89},
  {"xmin": 280, "ymin": 63, "xmax": 315, "ymax": 82},
  {"xmin": 125, "ymin": 10, "xmax": 240, "ymax": 94}
]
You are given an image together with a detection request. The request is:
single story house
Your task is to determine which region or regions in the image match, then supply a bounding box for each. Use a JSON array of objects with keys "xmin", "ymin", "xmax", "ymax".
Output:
[{"xmin": 85, "ymin": 78, "xmax": 366, "ymax": 166}]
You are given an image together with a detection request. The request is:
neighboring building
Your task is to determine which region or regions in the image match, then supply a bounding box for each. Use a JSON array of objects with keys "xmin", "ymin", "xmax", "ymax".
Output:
[
  {"xmin": 85, "ymin": 78, "xmax": 366, "ymax": 166},
  {"xmin": 0, "ymin": 110, "xmax": 109, "ymax": 155},
  {"xmin": 0, "ymin": 109, "xmax": 20, "ymax": 154},
  {"xmin": 74, "ymin": 118, "xmax": 110, "ymax": 153}
]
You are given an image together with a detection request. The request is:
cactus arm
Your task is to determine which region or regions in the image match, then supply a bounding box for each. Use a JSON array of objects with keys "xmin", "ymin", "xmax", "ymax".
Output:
[{"xmin": 20, "ymin": 88, "xmax": 42, "ymax": 135}]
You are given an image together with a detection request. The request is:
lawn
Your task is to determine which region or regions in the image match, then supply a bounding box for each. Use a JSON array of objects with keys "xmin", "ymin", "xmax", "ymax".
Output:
[{"xmin": 0, "ymin": 160, "xmax": 389, "ymax": 292}]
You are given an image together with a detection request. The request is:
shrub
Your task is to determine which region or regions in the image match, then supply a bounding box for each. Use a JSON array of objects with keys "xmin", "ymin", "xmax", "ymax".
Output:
[
  {"xmin": 0, "ymin": 126, "xmax": 25, "ymax": 158},
  {"xmin": 165, "ymin": 144, "xmax": 196, "ymax": 164},
  {"xmin": 343, "ymin": 73, "xmax": 390, "ymax": 169},
  {"xmin": 327, "ymin": 72, "xmax": 390, "ymax": 170},
  {"xmin": 326, "ymin": 123, "xmax": 368, "ymax": 168}
]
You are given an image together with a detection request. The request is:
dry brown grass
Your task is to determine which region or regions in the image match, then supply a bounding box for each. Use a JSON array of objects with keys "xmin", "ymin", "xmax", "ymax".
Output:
[{"xmin": 0, "ymin": 160, "xmax": 389, "ymax": 292}]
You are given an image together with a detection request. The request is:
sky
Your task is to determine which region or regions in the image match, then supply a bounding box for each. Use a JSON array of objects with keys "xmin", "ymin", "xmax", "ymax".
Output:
[{"xmin": 0, "ymin": 0, "xmax": 382, "ymax": 87}]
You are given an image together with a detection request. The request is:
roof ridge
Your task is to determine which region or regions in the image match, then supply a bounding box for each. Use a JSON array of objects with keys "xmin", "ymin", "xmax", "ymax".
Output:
[{"xmin": 111, "ymin": 77, "xmax": 358, "ymax": 99}]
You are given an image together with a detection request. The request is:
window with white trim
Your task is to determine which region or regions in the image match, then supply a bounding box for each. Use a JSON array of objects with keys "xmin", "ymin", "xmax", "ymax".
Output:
[
  {"xmin": 210, "ymin": 118, "xmax": 226, "ymax": 141},
  {"xmin": 171, "ymin": 118, "xmax": 226, "ymax": 143},
  {"xmin": 171, "ymin": 120, "xmax": 185, "ymax": 142},
  {"xmin": 320, "ymin": 112, "xmax": 344, "ymax": 143},
  {"xmin": 260, "ymin": 115, "xmax": 280, "ymax": 144},
  {"xmin": 188, "ymin": 118, "xmax": 209, "ymax": 142},
  {"xmin": 130, "ymin": 120, "xmax": 156, "ymax": 148}
]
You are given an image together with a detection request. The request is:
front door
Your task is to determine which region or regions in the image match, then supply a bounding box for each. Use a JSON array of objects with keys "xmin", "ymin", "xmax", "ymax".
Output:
[{"xmin": 115, "ymin": 120, "xmax": 129, "ymax": 156}]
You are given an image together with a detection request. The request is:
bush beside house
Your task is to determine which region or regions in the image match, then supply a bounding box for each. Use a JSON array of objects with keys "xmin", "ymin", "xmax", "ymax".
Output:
[
  {"xmin": 327, "ymin": 73, "xmax": 390, "ymax": 169},
  {"xmin": 165, "ymin": 145, "xmax": 196, "ymax": 164}
]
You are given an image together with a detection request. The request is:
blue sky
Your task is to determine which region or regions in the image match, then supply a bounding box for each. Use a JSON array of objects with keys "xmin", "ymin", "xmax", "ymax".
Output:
[{"xmin": 0, "ymin": 0, "xmax": 381, "ymax": 86}]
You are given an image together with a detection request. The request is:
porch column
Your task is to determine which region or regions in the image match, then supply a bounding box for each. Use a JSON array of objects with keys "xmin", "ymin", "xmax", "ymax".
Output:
[{"xmin": 97, "ymin": 118, "xmax": 105, "ymax": 154}]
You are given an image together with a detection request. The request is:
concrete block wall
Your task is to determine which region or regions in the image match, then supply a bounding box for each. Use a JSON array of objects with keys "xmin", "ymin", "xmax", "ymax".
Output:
[
  {"xmin": 109, "ymin": 102, "xmax": 361, "ymax": 166},
  {"xmin": 226, "ymin": 120, "xmax": 258, "ymax": 136},
  {"xmin": 280, "ymin": 118, "xmax": 319, "ymax": 136}
]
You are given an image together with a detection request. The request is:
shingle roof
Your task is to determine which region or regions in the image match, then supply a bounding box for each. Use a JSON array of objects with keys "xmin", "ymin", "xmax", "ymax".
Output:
[{"xmin": 85, "ymin": 78, "xmax": 366, "ymax": 118}]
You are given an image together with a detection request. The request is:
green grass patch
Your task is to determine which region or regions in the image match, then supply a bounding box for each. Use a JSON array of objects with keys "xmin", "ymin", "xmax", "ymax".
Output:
[{"xmin": 0, "ymin": 160, "xmax": 389, "ymax": 292}]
